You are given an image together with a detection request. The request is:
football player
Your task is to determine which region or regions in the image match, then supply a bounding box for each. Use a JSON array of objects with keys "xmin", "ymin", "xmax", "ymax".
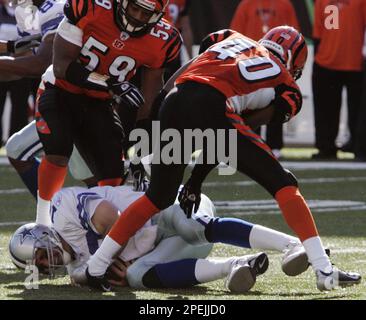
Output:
[
  {"xmin": 1, "ymin": 0, "xmax": 97, "ymax": 213},
  {"xmin": 86, "ymin": 26, "xmax": 362, "ymax": 292},
  {"xmin": 9, "ymin": 184, "xmax": 315, "ymax": 292},
  {"xmin": 33, "ymin": 0, "xmax": 182, "ymax": 226}
]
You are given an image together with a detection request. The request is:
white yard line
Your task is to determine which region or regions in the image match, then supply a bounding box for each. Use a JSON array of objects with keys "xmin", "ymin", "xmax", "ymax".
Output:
[
  {"xmin": 204, "ymin": 176, "xmax": 366, "ymax": 187},
  {"xmin": 0, "ymin": 221, "xmax": 31, "ymax": 227},
  {"xmin": 0, "ymin": 188, "xmax": 28, "ymax": 195},
  {"xmin": 213, "ymin": 199, "xmax": 366, "ymax": 214}
]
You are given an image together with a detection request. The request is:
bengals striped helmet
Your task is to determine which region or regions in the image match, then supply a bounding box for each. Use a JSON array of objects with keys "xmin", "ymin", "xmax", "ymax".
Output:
[
  {"xmin": 115, "ymin": 0, "xmax": 169, "ymax": 36},
  {"xmin": 259, "ymin": 26, "xmax": 308, "ymax": 80}
]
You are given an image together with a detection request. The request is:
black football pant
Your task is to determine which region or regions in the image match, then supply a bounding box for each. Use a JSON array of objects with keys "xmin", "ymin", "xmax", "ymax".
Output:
[
  {"xmin": 37, "ymin": 84, "xmax": 124, "ymax": 182},
  {"xmin": 312, "ymin": 63, "xmax": 363, "ymax": 154},
  {"xmin": 146, "ymin": 81, "xmax": 297, "ymax": 210}
]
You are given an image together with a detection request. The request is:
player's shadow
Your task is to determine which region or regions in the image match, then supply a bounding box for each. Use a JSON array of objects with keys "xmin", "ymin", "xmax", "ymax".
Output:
[{"xmin": 6, "ymin": 283, "xmax": 138, "ymax": 300}]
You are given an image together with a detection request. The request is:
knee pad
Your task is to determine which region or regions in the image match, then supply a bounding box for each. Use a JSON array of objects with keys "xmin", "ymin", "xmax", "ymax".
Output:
[{"xmin": 5, "ymin": 122, "xmax": 43, "ymax": 160}]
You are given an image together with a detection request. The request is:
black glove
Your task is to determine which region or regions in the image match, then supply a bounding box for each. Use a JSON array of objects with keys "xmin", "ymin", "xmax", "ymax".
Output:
[
  {"xmin": 130, "ymin": 162, "xmax": 149, "ymax": 192},
  {"xmin": 178, "ymin": 178, "xmax": 202, "ymax": 218},
  {"xmin": 7, "ymin": 33, "xmax": 42, "ymax": 54},
  {"xmin": 108, "ymin": 80, "xmax": 145, "ymax": 109}
]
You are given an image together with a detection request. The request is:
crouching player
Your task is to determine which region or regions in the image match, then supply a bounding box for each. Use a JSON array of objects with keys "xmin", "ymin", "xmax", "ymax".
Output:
[{"xmin": 10, "ymin": 185, "xmax": 315, "ymax": 292}]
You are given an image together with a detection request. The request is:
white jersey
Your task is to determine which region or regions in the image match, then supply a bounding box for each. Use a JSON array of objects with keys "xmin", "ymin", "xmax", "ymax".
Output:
[
  {"xmin": 50, "ymin": 185, "xmax": 215, "ymax": 284},
  {"xmin": 15, "ymin": 0, "xmax": 65, "ymax": 40}
]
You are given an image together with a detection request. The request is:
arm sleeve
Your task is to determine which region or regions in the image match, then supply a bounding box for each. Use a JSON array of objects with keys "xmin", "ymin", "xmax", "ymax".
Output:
[
  {"xmin": 63, "ymin": 0, "xmax": 90, "ymax": 26},
  {"xmin": 57, "ymin": 17, "xmax": 83, "ymax": 47},
  {"xmin": 161, "ymin": 28, "xmax": 183, "ymax": 68},
  {"xmin": 272, "ymin": 83, "xmax": 303, "ymax": 124}
]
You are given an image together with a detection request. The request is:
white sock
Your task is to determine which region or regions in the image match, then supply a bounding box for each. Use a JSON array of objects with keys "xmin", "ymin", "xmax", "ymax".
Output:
[
  {"xmin": 249, "ymin": 225, "xmax": 300, "ymax": 252},
  {"xmin": 303, "ymin": 236, "xmax": 332, "ymax": 273},
  {"xmin": 87, "ymin": 235, "xmax": 121, "ymax": 276},
  {"xmin": 194, "ymin": 258, "xmax": 234, "ymax": 283},
  {"xmin": 36, "ymin": 192, "xmax": 51, "ymax": 226}
]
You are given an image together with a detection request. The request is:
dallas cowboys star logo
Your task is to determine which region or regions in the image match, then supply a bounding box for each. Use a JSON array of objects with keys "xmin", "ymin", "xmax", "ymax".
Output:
[{"xmin": 17, "ymin": 226, "xmax": 35, "ymax": 244}]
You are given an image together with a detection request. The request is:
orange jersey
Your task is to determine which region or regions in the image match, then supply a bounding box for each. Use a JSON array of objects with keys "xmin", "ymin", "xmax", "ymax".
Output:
[
  {"xmin": 176, "ymin": 32, "xmax": 302, "ymax": 120},
  {"xmin": 313, "ymin": 0, "xmax": 366, "ymax": 71},
  {"xmin": 230, "ymin": 0, "xmax": 299, "ymax": 41},
  {"xmin": 164, "ymin": 0, "xmax": 189, "ymax": 28},
  {"xmin": 56, "ymin": 0, "xmax": 182, "ymax": 99}
]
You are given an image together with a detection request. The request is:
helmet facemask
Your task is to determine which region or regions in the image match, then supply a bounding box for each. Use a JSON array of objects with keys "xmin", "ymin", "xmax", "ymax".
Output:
[
  {"xmin": 115, "ymin": 0, "xmax": 167, "ymax": 36},
  {"xmin": 32, "ymin": 228, "xmax": 67, "ymax": 278}
]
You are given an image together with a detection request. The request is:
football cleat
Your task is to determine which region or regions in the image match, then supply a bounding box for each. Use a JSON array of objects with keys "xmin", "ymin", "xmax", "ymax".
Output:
[
  {"xmin": 85, "ymin": 267, "xmax": 112, "ymax": 292},
  {"xmin": 316, "ymin": 267, "xmax": 362, "ymax": 291},
  {"xmin": 225, "ymin": 252, "xmax": 269, "ymax": 293},
  {"xmin": 282, "ymin": 243, "xmax": 331, "ymax": 277}
]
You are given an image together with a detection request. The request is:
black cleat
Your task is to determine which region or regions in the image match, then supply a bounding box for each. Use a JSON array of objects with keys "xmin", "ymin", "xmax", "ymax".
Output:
[{"xmin": 85, "ymin": 267, "xmax": 112, "ymax": 292}]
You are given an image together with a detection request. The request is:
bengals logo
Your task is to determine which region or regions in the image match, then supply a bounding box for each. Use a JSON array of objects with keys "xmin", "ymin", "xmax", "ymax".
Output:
[{"xmin": 112, "ymin": 39, "xmax": 125, "ymax": 50}]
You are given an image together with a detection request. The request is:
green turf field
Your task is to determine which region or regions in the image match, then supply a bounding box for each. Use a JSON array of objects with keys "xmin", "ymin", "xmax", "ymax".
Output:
[{"xmin": 0, "ymin": 151, "xmax": 365, "ymax": 300}]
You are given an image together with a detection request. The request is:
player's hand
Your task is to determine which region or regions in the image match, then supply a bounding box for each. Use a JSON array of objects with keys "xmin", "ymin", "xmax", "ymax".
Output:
[
  {"xmin": 178, "ymin": 178, "xmax": 202, "ymax": 218},
  {"xmin": 108, "ymin": 81, "xmax": 145, "ymax": 109},
  {"xmin": 106, "ymin": 258, "xmax": 132, "ymax": 287},
  {"xmin": 7, "ymin": 34, "xmax": 42, "ymax": 55},
  {"xmin": 130, "ymin": 162, "xmax": 149, "ymax": 192}
]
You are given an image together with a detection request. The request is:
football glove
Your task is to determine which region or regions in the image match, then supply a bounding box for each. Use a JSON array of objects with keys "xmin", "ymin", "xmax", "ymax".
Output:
[
  {"xmin": 178, "ymin": 177, "xmax": 202, "ymax": 218},
  {"xmin": 130, "ymin": 162, "xmax": 149, "ymax": 192},
  {"xmin": 7, "ymin": 33, "xmax": 42, "ymax": 55},
  {"xmin": 108, "ymin": 81, "xmax": 145, "ymax": 110}
]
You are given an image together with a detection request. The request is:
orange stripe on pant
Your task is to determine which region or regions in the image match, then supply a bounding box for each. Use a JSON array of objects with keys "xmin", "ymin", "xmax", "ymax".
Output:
[
  {"xmin": 226, "ymin": 111, "xmax": 274, "ymax": 157},
  {"xmin": 275, "ymin": 186, "xmax": 319, "ymax": 242}
]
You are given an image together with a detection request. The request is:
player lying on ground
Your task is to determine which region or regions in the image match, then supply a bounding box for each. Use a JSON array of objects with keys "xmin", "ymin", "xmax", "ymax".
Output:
[
  {"xmin": 85, "ymin": 26, "xmax": 362, "ymax": 292},
  {"xmin": 9, "ymin": 185, "xmax": 315, "ymax": 292}
]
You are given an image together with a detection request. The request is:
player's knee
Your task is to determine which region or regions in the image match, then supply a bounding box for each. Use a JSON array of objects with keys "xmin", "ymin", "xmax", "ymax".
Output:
[
  {"xmin": 5, "ymin": 133, "xmax": 23, "ymax": 159},
  {"xmin": 126, "ymin": 264, "xmax": 148, "ymax": 289},
  {"xmin": 146, "ymin": 189, "xmax": 176, "ymax": 211},
  {"xmin": 270, "ymin": 169, "xmax": 298, "ymax": 196},
  {"xmin": 285, "ymin": 169, "xmax": 298, "ymax": 188}
]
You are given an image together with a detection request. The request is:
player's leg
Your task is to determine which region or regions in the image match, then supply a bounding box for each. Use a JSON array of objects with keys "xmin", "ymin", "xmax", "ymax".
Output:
[
  {"xmin": 5, "ymin": 120, "xmax": 43, "ymax": 198},
  {"xmin": 68, "ymin": 145, "xmax": 97, "ymax": 188},
  {"xmin": 36, "ymin": 85, "xmax": 75, "ymax": 225},
  {"xmin": 80, "ymin": 100, "xmax": 125, "ymax": 187},
  {"xmin": 87, "ymin": 84, "xmax": 202, "ymax": 280},
  {"xmin": 228, "ymin": 118, "xmax": 361, "ymax": 289},
  {"xmin": 127, "ymin": 235, "xmax": 267, "ymax": 293},
  {"xmin": 312, "ymin": 63, "xmax": 342, "ymax": 157},
  {"xmin": 126, "ymin": 236, "xmax": 212, "ymax": 289},
  {"xmin": 158, "ymin": 194, "xmax": 308, "ymax": 276}
]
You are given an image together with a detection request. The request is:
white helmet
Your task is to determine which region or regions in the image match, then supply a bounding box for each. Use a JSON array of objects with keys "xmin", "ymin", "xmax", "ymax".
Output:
[{"xmin": 9, "ymin": 223, "xmax": 67, "ymax": 277}]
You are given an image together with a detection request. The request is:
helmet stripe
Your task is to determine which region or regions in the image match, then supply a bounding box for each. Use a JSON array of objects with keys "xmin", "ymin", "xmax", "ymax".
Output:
[{"xmin": 292, "ymin": 40, "xmax": 306, "ymax": 66}]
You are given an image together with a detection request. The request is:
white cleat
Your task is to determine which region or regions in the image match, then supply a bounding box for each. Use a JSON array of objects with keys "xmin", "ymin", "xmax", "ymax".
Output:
[
  {"xmin": 282, "ymin": 243, "xmax": 331, "ymax": 277},
  {"xmin": 225, "ymin": 252, "xmax": 269, "ymax": 293},
  {"xmin": 281, "ymin": 242, "xmax": 309, "ymax": 276},
  {"xmin": 316, "ymin": 267, "xmax": 362, "ymax": 291}
]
